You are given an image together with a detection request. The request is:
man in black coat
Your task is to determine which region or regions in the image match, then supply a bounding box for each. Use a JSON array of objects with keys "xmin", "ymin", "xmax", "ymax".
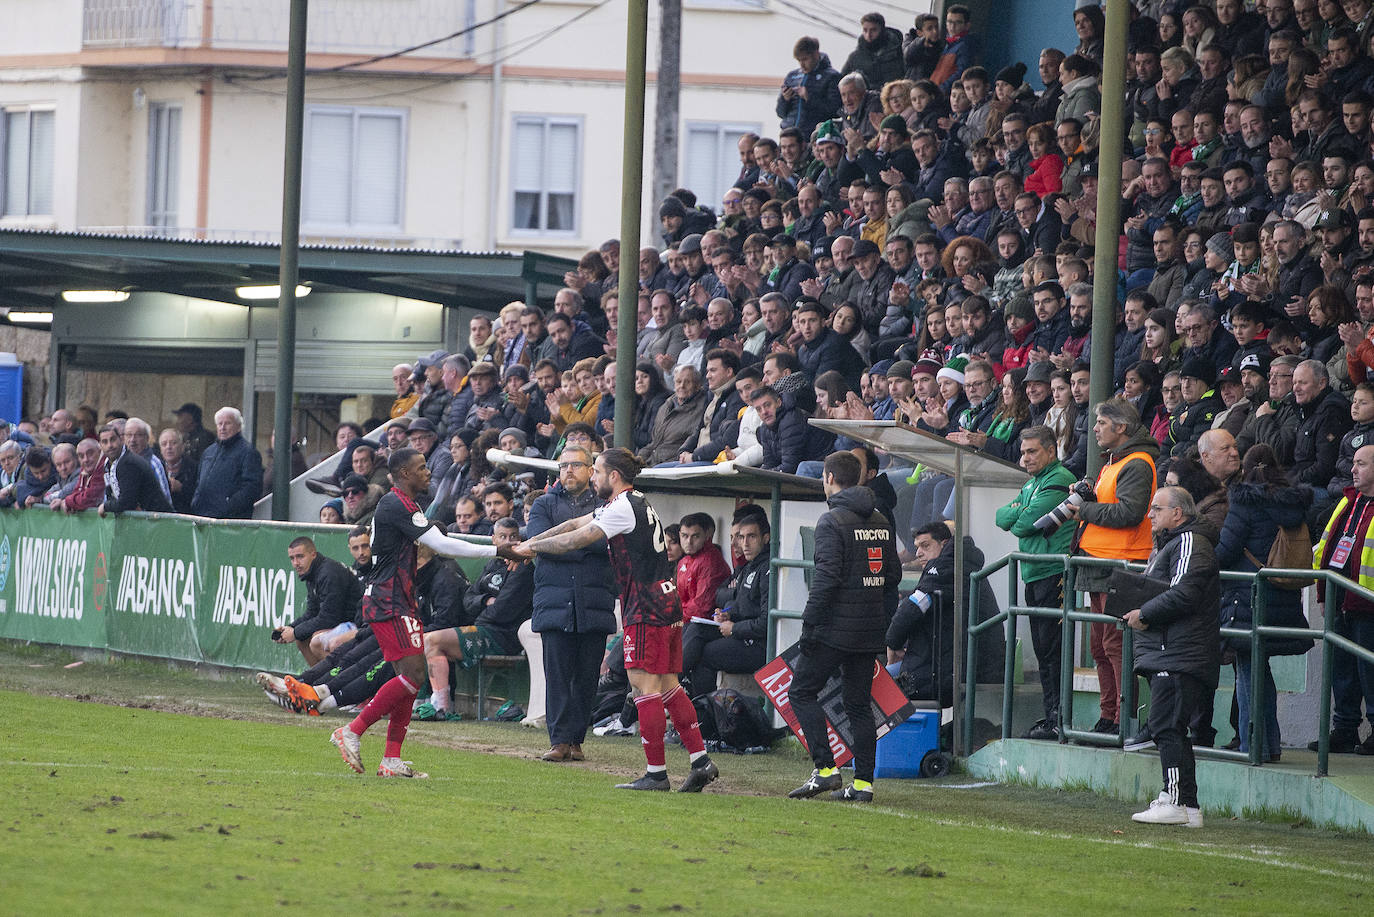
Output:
[
  {"xmin": 795, "ymin": 301, "xmax": 867, "ymax": 392},
  {"xmin": 190, "ymin": 407, "xmax": 264, "ymax": 519},
  {"xmin": 787, "ymin": 452, "xmax": 901, "ymax": 803},
  {"xmin": 1124, "ymin": 487, "xmax": 1220, "ymax": 827},
  {"xmin": 1289, "ymin": 359, "xmax": 1353, "ymax": 524},
  {"xmin": 752, "ymin": 386, "xmax": 809, "ymax": 475},
  {"xmin": 278, "ymin": 537, "xmax": 364, "ymax": 666},
  {"xmin": 98, "ymin": 425, "xmax": 173, "ymax": 515}
]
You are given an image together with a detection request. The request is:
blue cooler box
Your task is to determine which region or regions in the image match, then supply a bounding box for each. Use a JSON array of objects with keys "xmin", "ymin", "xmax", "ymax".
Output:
[{"xmin": 874, "ymin": 711, "xmax": 940, "ymax": 778}]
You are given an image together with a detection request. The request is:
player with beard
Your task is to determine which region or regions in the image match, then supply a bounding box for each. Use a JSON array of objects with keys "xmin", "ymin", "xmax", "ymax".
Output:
[
  {"xmin": 327, "ymin": 448, "xmax": 510, "ymax": 778},
  {"xmin": 515, "ymin": 448, "xmax": 719, "ymax": 792}
]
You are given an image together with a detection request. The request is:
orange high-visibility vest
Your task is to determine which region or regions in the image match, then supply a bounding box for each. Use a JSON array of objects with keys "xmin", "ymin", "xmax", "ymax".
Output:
[{"xmin": 1078, "ymin": 450, "xmax": 1156, "ymax": 561}]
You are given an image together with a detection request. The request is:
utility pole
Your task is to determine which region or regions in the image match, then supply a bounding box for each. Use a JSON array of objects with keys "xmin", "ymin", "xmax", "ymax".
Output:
[
  {"xmin": 651, "ymin": 0, "xmax": 681, "ymax": 207},
  {"xmin": 613, "ymin": 0, "xmax": 649, "ymax": 448}
]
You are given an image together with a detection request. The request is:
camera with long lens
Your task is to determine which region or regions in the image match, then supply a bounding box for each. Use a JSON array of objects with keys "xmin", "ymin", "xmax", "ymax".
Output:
[{"xmin": 1034, "ymin": 479, "xmax": 1097, "ymax": 533}]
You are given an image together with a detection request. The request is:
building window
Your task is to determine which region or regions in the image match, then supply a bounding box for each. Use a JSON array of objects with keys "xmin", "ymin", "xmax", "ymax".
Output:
[
  {"xmin": 147, "ymin": 103, "xmax": 181, "ymax": 231},
  {"xmin": 2, "ymin": 108, "xmax": 55, "ymax": 218},
  {"xmin": 682, "ymin": 121, "xmax": 759, "ymax": 216},
  {"xmin": 303, "ymin": 106, "xmax": 406, "ymax": 231},
  {"xmin": 511, "ymin": 116, "xmax": 580, "ymax": 234}
]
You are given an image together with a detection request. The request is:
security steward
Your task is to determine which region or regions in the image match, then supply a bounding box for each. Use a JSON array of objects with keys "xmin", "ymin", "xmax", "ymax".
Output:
[
  {"xmin": 1067, "ymin": 399, "xmax": 1159, "ymax": 735},
  {"xmin": 787, "ymin": 451, "xmax": 901, "ymax": 803}
]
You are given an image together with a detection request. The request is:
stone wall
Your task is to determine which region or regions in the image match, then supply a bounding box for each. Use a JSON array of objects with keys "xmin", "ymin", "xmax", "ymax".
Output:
[
  {"xmin": 61, "ymin": 369, "xmax": 244, "ymax": 436},
  {"xmin": 0, "ymin": 326, "xmax": 52, "ymax": 421}
]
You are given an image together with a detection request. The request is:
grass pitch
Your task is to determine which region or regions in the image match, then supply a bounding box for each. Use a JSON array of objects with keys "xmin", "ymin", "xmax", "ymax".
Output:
[{"xmin": 1, "ymin": 644, "xmax": 1370, "ymax": 915}]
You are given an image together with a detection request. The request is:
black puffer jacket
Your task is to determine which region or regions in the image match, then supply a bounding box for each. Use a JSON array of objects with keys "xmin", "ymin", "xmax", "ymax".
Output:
[
  {"xmin": 1214, "ymin": 482, "xmax": 1313, "ymax": 657},
  {"xmin": 1288, "ymin": 385, "xmax": 1352, "ymax": 487},
  {"xmin": 1134, "ymin": 520, "xmax": 1222, "ymax": 681},
  {"xmin": 801, "ymin": 485, "xmax": 901, "ymax": 654},
  {"xmin": 417, "ymin": 558, "xmax": 472, "ymax": 630},
  {"xmin": 287, "ymin": 553, "xmax": 364, "ymax": 642},
  {"xmin": 886, "ymin": 535, "xmax": 1006, "ymax": 705},
  {"xmin": 714, "ymin": 548, "xmax": 770, "ymax": 644},
  {"xmin": 525, "ymin": 482, "xmax": 615, "ymax": 635}
]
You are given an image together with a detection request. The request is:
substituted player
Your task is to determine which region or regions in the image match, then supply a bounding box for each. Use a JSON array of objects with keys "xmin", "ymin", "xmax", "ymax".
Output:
[
  {"xmin": 787, "ymin": 451, "xmax": 900, "ymax": 802},
  {"xmin": 329, "ymin": 447, "xmax": 510, "ymax": 778},
  {"xmin": 515, "ymin": 448, "xmax": 719, "ymax": 792}
]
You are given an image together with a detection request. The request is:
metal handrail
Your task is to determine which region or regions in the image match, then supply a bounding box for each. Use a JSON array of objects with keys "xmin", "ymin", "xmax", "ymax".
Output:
[{"xmin": 965, "ymin": 552, "xmax": 1374, "ymax": 777}]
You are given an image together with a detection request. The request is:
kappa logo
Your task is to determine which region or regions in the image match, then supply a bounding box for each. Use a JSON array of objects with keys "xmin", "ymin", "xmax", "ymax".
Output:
[
  {"xmin": 0, "ymin": 534, "xmax": 9, "ymax": 593},
  {"xmin": 867, "ymin": 546, "xmax": 883, "ymax": 574}
]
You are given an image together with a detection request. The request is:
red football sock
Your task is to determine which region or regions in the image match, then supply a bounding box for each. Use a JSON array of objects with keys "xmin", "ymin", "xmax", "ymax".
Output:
[
  {"xmin": 384, "ymin": 676, "xmax": 418, "ymax": 759},
  {"xmin": 634, "ymin": 693, "xmax": 666, "ymax": 770},
  {"xmin": 349, "ymin": 673, "xmax": 416, "ymax": 739},
  {"xmin": 662, "ymin": 684, "xmax": 705, "ymax": 756}
]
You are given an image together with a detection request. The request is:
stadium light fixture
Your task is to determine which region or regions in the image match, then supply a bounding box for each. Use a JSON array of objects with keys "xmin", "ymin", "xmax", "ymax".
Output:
[
  {"xmin": 7, "ymin": 311, "xmax": 55, "ymax": 324},
  {"xmin": 60, "ymin": 290, "xmax": 129, "ymax": 303},
  {"xmin": 235, "ymin": 284, "xmax": 311, "ymax": 300}
]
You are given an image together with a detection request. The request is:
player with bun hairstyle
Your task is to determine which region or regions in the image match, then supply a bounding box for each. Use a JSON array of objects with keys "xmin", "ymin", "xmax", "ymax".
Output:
[{"xmin": 515, "ymin": 448, "xmax": 720, "ymax": 792}]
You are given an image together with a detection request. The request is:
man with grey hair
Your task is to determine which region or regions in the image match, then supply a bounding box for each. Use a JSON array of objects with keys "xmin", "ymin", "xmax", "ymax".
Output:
[
  {"xmin": 1125, "ymin": 485, "xmax": 1220, "ymax": 827},
  {"xmin": 637, "ymin": 364, "xmax": 707, "ymax": 466},
  {"xmin": 124, "ymin": 417, "xmax": 171, "ymax": 504},
  {"xmin": 1066, "ymin": 399, "xmax": 1161, "ymax": 735},
  {"xmin": 390, "ymin": 363, "xmax": 418, "ymax": 419},
  {"xmin": 1290, "ymin": 358, "xmax": 1352, "ymax": 523},
  {"xmin": 42, "ymin": 442, "xmax": 78, "ymax": 507},
  {"xmin": 190, "ymin": 406, "xmax": 264, "ymax": 519}
]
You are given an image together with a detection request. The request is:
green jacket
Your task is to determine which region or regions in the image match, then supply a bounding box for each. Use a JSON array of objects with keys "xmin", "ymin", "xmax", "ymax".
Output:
[{"xmin": 994, "ymin": 459, "xmax": 1077, "ymax": 583}]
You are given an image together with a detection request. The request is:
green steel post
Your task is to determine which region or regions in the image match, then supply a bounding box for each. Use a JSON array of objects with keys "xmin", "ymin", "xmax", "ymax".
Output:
[
  {"xmin": 1319, "ymin": 579, "xmax": 1339, "ymax": 777},
  {"xmin": 1087, "ymin": 0, "xmax": 1130, "ymax": 477},
  {"xmin": 1001, "ymin": 559, "xmax": 1018, "ymax": 739},
  {"xmin": 1249, "ymin": 575, "xmax": 1266, "ymax": 765},
  {"xmin": 271, "ymin": 0, "xmax": 308, "ymax": 521},
  {"xmin": 1059, "ymin": 558, "xmax": 1076, "ymax": 742},
  {"xmin": 765, "ymin": 481, "xmax": 782, "ymax": 661},
  {"xmin": 612, "ymin": 0, "xmax": 648, "ymax": 449},
  {"xmin": 963, "ymin": 578, "xmax": 978, "ymax": 753}
]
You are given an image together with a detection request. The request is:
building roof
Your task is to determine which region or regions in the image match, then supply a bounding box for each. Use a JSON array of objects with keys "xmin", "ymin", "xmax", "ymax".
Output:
[{"xmin": 0, "ymin": 228, "xmax": 576, "ymax": 313}]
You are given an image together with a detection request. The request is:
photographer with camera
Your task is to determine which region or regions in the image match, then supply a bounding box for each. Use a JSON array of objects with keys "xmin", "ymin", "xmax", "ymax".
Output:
[
  {"xmin": 995, "ymin": 425, "xmax": 1079, "ymax": 741},
  {"xmin": 1065, "ymin": 399, "xmax": 1159, "ymax": 736}
]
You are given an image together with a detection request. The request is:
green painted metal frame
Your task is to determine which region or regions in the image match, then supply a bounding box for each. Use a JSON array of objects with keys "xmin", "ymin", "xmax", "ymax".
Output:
[{"xmin": 965, "ymin": 552, "xmax": 1374, "ymax": 778}]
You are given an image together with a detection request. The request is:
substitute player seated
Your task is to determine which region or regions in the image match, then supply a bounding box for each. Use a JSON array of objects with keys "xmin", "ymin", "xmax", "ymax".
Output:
[{"xmin": 421, "ymin": 518, "xmax": 534, "ymax": 720}]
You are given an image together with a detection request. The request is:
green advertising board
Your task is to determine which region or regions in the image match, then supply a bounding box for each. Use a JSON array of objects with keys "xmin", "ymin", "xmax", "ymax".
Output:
[{"xmin": 0, "ymin": 509, "xmax": 353, "ymax": 672}]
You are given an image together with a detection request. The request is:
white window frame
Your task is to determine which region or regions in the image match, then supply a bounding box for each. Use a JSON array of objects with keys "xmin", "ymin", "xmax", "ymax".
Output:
[
  {"xmin": 1, "ymin": 106, "xmax": 56, "ymax": 219},
  {"xmin": 146, "ymin": 102, "xmax": 181, "ymax": 231},
  {"xmin": 302, "ymin": 104, "xmax": 408, "ymax": 233},
  {"xmin": 681, "ymin": 120, "xmax": 761, "ymax": 214},
  {"xmin": 508, "ymin": 114, "xmax": 582, "ymax": 238}
]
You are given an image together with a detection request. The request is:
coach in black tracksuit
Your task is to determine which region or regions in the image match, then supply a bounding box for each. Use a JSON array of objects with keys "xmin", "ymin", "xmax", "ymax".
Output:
[
  {"xmin": 1124, "ymin": 486, "xmax": 1221, "ymax": 826},
  {"xmin": 787, "ymin": 451, "xmax": 901, "ymax": 802}
]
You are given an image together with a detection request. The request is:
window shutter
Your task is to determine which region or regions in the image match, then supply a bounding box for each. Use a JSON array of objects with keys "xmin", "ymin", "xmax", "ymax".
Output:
[
  {"xmin": 353, "ymin": 113, "xmax": 402, "ymax": 227},
  {"xmin": 4, "ymin": 112, "xmax": 30, "ymax": 216},
  {"xmin": 28, "ymin": 110, "xmax": 55, "ymax": 216},
  {"xmin": 305, "ymin": 110, "xmax": 353, "ymax": 225}
]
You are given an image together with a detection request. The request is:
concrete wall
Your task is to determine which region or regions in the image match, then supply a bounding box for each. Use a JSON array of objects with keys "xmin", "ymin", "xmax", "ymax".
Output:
[{"xmin": 61, "ymin": 369, "xmax": 244, "ymax": 437}]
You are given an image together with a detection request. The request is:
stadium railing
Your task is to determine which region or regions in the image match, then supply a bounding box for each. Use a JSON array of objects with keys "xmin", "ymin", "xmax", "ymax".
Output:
[{"xmin": 965, "ymin": 551, "xmax": 1374, "ymax": 777}]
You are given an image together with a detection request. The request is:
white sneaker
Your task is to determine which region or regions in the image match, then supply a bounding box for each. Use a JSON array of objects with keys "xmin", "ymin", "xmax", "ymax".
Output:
[
  {"xmin": 377, "ymin": 757, "xmax": 428, "ymax": 779},
  {"xmin": 593, "ymin": 716, "xmax": 625, "ymax": 737},
  {"xmin": 1185, "ymin": 806, "xmax": 1203, "ymax": 829},
  {"xmin": 1131, "ymin": 793, "xmax": 1189, "ymax": 825},
  {"xmin": 330, "ymin": 726, "xmax": 364, "ymax": 774},
  {"xmin": 520, "ymin": 715, "xmax": 546, "ymax": 729}
]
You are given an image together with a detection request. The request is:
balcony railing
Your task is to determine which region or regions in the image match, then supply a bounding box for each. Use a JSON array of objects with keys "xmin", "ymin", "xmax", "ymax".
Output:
[{"xmin": 83, "ymin": 0, "xmax": 476, "ymax": 58}]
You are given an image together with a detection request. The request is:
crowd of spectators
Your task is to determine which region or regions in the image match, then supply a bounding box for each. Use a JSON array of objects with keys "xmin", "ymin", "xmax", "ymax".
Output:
[{"xmin": 13, "ymin": 0, "xmax": 1374, "ymax": 758}]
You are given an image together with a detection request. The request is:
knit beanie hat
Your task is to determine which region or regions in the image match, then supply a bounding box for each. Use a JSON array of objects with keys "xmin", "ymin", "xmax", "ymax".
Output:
[
  {"xmin": 995, "ymin": 62, "xmax": 1028, "ymax": 87},
  {"xmin": 1205, "ymin": 232, "xmax": 1233, "ymax": 260},
  {"xmin": 937, "ymin": 355, "xmax": 969, "ymax": 385}
]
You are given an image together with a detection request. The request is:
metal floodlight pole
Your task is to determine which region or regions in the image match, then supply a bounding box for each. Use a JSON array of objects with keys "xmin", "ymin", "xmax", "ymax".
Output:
[
  {"xmin": 613, "ymin": 0, "xmax": 649, "ymax": 449},
  {"xmin": 1088, "ymin": 0, "xmax": 1130, "ymax": 477},
  {"xmin": 272, "ymin": 0, "xmax": 308, "ymax": 521}
]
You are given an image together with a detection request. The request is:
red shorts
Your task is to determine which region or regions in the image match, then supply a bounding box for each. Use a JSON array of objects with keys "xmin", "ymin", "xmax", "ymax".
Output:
[
  {"xmin": 623, "ymin": 621, "xmax": 683, "ymax": 675},
  {"xmin": 373, "ymin": 615, "xmax": 425, "ymax": 662}
]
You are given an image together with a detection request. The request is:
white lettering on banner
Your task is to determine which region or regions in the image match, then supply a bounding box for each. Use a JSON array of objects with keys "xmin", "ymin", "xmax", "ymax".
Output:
[
  {"xmin": 758, "ymin": 664, "xmax": 793, "ymax": 707},
  {"xmin": 114, "ymin": 556, "xmax": 196, "ymax": 618},
  {"xmin": 210, "ymin": 565, "xmax": 295, "ymax": 628},
  {"xmin": 14, "ymin": 536, "xmax": 87, "ymax": 620}
]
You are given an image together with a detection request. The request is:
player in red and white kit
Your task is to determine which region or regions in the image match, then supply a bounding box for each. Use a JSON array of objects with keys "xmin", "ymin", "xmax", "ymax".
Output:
[
  {"xmin": 328, "ymin": 447, "xmax": 507, "ymax": 778},
  {"xmin": 515, "ymin": 447, "xmax": 719, "ymax": 792}
]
